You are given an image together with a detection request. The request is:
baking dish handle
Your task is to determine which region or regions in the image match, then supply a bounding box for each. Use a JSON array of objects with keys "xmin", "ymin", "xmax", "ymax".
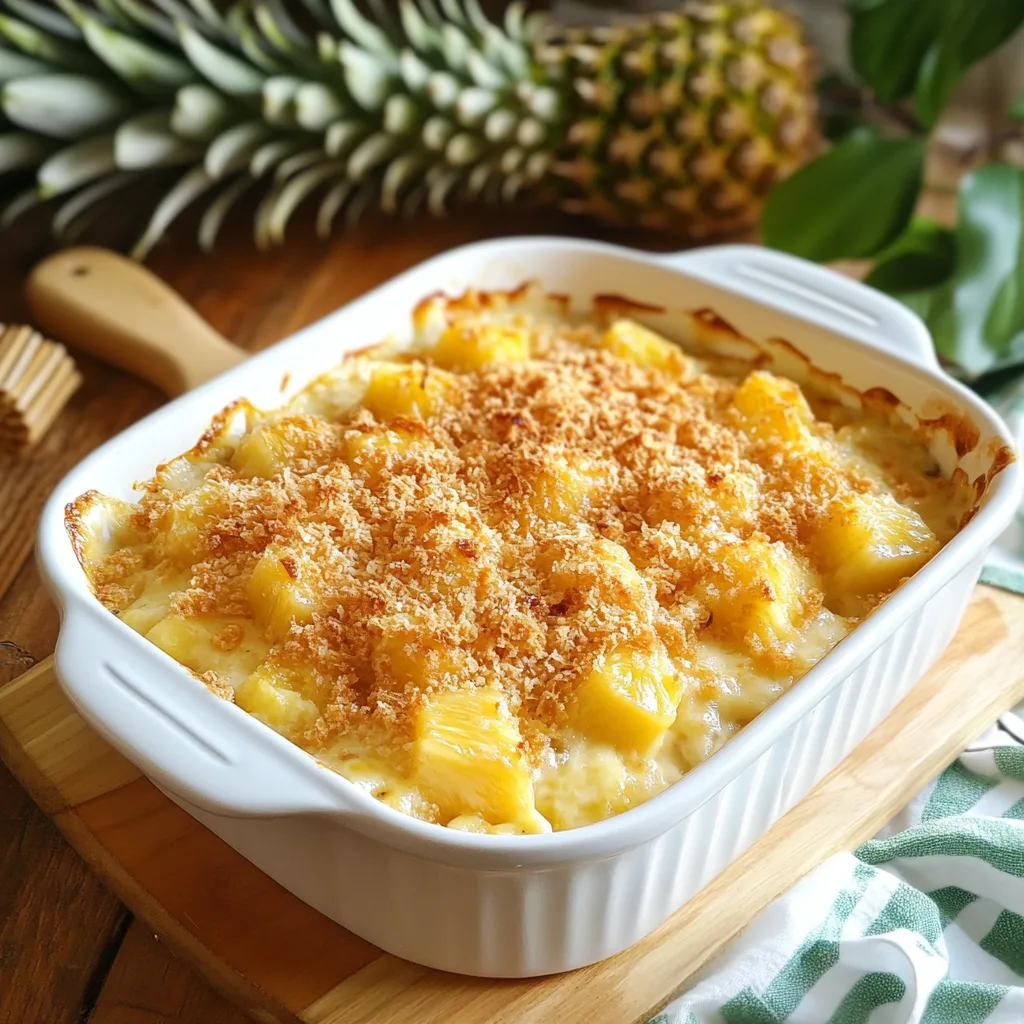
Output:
[
  {"xmin": 661, "ymin": 245, "xmax": 940, "ymax": 371},
  {"xmin": 54, "ymin": 602, "xmax": 363, "ymax": 820}
]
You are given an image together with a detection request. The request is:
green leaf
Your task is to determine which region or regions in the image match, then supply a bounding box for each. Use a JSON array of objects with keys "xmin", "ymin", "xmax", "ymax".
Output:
[
  {"xmin": 0, "ymin": 130, "xmax": 53, "ymax": 173},
  {"xmin": 132, "ymin": 165, "xmax": 216, "ymax": 259},
  {"xmin": 329, "ymin": 0, "xmax": 395, "ymax": 59},
  {"xmin": 262, "ymin": 74, "xmax": 301, "ymax": 125},
  {"xmin": 256, "ymin": 0, "xmax": 311, "ymax": 49},
  {"xmin": 5, "ymin": 0, "xmax": 79, "ymax": 39},
  {"xmin": 915, "ymin": 41, "xmax": 956, "ymax": 130},
  {"xmin": 183, "ymin": 0, "xmax": 228, "ymax": 34},
  {"xmin": 940, "ymin": 164, "xmax": 1024, "ymax": 378},
  {"xmin": 264, "ymin": 160, "xmax": 340, "ymax": 245},
  {"xmin": 1, "ymin": 182, "xmax": 45, "ymax": 226},
  {"xmin": 762, "ymin": 136, "xmax": 925, "ymax": 262},
  {"xmin": 915, "ymin": 0, "xmax": 1024, "ymax": 128},
  {"xmin": 249, "ymin": 136, "xmax": 304, "ymax": 176},
  {"xmin": 294, "ymin": 81, "xmax": 343, "ymax": 130},
  {"xmin": 902, "ymin": 282, "xmax": 958, "ymax": 358},
  {"xmin": 178, "ymin": 22, "xmax": 263, "ymax": 97},
  {"xmin": 170, "ymin": 83, "xmax": 236, "ymax": 140},
  {"xmin": 106, "ymin": 0, "xmax": 178, "ymax": 43},
  {"xmin": 986, "ymin": 263, "xmax": 1024, "ymax": 351},
  {"xmin": 0, "ymin": 13, "xmax": 100, "ymax": 71},
  {"xmin": 204, "ymin": 121, "xmax": 273, "ymax": 177},
  {"xmin": 848, "ymin": 0, "xmax": 945, "ymax": 102},
  {"xmin": 2, "ymin": 74, "xmax": 137, "ymax": 139},
  {"xmin": 51, "ymin": 169, "xmax": 137, "ymax": 237},
  {"xmin": 340, "ymin": 41, "xmax": 395, "ymax": 110},
  {"xmin": 114, "ymin": 110, "xmax": 202, "ymax": 169},
  {"xmin": 37, "ymin": 133, "xmax": 116, "ymax": 196},
  {"xmin": 0, "ymin": 46, "xmax": 51, "ymax": 81},
  {"xmin": 864, "ymin": 218, "xmax": 956, "ymax": 293},
  {"xmin": 1010, "ymin": 89, "xmax": 1024, "ymax": 121},
  {"xmin": 952, "ymin": 0, "xmax": 1024, "ymax": 66},
  {"xmin": 82, "ymin": 15, "xmax": 198, "ymax": 95},
  {"xmin": 822, "ymin": 110, "xmax": 865, "ymax": 142},
  {"xmin": 198, "ymin": 175, "xmax": 251, "ymax": 250}
]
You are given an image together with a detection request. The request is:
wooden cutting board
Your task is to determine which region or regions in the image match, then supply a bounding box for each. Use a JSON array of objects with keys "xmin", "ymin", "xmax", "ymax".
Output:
[{"xmin": 1, "ymin": 585, "xmax": 1022, "ymax": 1024}]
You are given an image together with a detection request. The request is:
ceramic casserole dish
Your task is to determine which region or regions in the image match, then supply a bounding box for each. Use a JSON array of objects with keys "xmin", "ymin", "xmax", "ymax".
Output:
[{"xmin": 37, "ymin": 240, "xmax": 1023, "ymax": 977}]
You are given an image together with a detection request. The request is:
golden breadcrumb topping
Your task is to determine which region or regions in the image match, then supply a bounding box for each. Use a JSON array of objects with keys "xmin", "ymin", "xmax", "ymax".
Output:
[{"xmin": 72, "ymin": 293, "xmax": 973, "ymax": 833}]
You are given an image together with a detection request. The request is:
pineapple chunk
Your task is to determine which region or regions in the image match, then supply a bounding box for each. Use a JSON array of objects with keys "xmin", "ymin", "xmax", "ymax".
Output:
[
  {"xmin": 541, "ymin": 537, "xmax": 647, "ymax": 603},
  {"xmin": 233, "ymin": 422, "xmax": 292, "ymax": 478},
  {"xmin": 527, "ymin": 456, "xmax": 604, "ymax": 523},
  {"xmin": 422, "ymin": 518, "xmax": 489, "ymax": 598},
  {"xmin": 573, "ymin": 642, "xmax": 683, "ymax": 755},
  {"xmin": 701, "ymin": 539, "xmax": 811, "ymax": 651},
  {"xmin": 285, "ymin": 366, "xmax": 365, "ymax": 420},
  {"xmin": 341, "ymin": 423, "xmax": 422, "ymax": 483},
  {"xmin": 708, "ymin": 471, "xmax": 760, "ymax": 532},
  {"xmin": 232, "ymin": 416, "xmax": 329, "ymax": 479},
  {"xmin": 119, "ymin": 572, "xmax": 188, "ymax": 635},
  {"xmin": 646, "ymin": 468, "xmax": 759, "ymax": 534},
  {"xmin": 363, "ymin": 361, "xmax": 458, "ymax": 420},
  {"xmin": 601, "ymin": 319, "xmax": 692, "ymax": 377},
  {"xmin": 813, "ymin": 491, "xmax": 939, "ymax": 613},
  {"xmin": 733, "ymin": 371, "xmax": 814, "ymax": 444},
  {"xmin": 592, "ymin": 537, "xmax": 646, "ymax": 593},
  {"xmin": 413, "ymin": 688, "xmax": 538, "ymax": 826},
  {"xmin": 236, "ymin": 665, "xmax": 318, "ymax": 737},
  {"xmin": 146, "ymin": 615, "xmax": 269, "ymax": 687},
  {"xmin": 247, "ymin": 547, "xmax": 316, "ymax": 641},
  {"xmin": 158, "ymin": 487, "xmax": 219, "ymax": 564},
  {"xmin": 431, "ymin": 322, "xmax": 529, "ymax": 371},
  {"xmin": 374, "ymin": 621, "xmax": 463, "ymax": 691}
]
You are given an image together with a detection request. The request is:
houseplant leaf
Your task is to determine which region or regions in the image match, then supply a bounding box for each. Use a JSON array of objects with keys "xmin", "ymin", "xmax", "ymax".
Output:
[
  {"xmin": 915, "ymin": 0, "xmax": 1024, "ymax": 129},
  {"xmin": 762, "ymin": 135, "xmax": 925, "ymax": 262},
  {"xmin": 848, "ymin": 0, "xmax": 945, "ymax": 102},
  {"xmin": 938, "ymin": 164, "xmax": 1024, "ymax": 378},
  {"xmin": 864, "ymin": 218, "xmax": 956, "ymax": 293}
]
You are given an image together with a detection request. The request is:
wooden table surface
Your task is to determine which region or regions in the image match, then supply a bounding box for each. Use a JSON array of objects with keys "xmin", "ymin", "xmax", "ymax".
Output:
[{"xmin": 0, "ymin": 207, "xmax": 682, "ymax": 1024}]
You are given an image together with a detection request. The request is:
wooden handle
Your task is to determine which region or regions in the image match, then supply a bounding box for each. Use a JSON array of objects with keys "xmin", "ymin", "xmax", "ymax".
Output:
[{"xmin": 25, "ymin": 247, "xmax": 246, "ymax": 397}]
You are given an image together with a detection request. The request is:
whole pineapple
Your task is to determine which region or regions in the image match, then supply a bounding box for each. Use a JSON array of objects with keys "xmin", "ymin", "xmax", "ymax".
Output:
[{"xmin": 0, "ymin": 0, "xmax": 814, "ymax": 257}]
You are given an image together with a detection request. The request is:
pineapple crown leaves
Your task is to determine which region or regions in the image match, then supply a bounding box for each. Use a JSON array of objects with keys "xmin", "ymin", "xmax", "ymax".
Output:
[{"xmin": 0, "ymin": 0, "xmax": 815, "ymax": 259}]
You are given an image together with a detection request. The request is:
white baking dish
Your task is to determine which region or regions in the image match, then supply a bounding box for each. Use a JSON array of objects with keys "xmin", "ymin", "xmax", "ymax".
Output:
[{"xmin": 37, "ymin": 241, "xmax": 1022, "ymax": 977}]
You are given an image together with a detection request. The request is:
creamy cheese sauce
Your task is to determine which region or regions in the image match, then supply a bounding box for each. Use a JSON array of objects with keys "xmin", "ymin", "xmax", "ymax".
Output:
[{"xmin": 70, "ymin": 294, "xmax": 975, "ymax": 833}]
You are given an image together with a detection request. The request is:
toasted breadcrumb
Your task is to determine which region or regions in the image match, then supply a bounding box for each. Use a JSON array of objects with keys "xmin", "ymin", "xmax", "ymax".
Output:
[{"xmin": 79, "ymin": 300, "xmax": 969, "ymax": 780}]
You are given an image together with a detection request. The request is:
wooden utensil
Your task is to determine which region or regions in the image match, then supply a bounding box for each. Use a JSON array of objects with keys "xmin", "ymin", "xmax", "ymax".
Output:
[{"xmin": 25, "ymin": 247, "xmax": 246, "ymax": 397}]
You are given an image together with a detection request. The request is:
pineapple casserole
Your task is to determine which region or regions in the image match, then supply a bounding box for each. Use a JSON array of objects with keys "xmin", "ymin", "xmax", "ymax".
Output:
[{"xmin": 70, "ymin": 290, "xmax": 973, "ymax": 834}]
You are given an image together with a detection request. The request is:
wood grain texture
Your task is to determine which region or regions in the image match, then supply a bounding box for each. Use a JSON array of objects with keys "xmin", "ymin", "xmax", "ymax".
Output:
[
  {"xmin": 1, "ymin": 587, "xmax": 1022, "ymax": 1024},
  {"xmin": 88, "ymin": 921, "xmax": 250, "ymax": 1024},
  {"xmin": 0, "ymin": 749, "xmax": 128, "ymax": 1024}
]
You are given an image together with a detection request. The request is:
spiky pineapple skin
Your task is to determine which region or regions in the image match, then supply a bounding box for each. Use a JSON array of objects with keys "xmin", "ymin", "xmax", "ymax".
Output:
[
  {"xmin": 544, "ymin": 2, "xmax": 816, "ymax": 236},
  {"xmin": 0, "ymin": 0, "xmax": 816, "ymax": 255}
]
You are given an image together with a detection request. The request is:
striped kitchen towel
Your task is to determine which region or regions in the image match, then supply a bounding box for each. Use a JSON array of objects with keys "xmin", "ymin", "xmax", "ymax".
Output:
[{"xmin": 651, "ymin": 716, "xmax": 1024, "ymax": 1024}]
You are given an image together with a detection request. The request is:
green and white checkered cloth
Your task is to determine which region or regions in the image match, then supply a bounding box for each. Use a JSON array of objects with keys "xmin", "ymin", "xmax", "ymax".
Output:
[{"xmin": 651, "ymin": 390, "xmax": 1024, "ymax": 1024}]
